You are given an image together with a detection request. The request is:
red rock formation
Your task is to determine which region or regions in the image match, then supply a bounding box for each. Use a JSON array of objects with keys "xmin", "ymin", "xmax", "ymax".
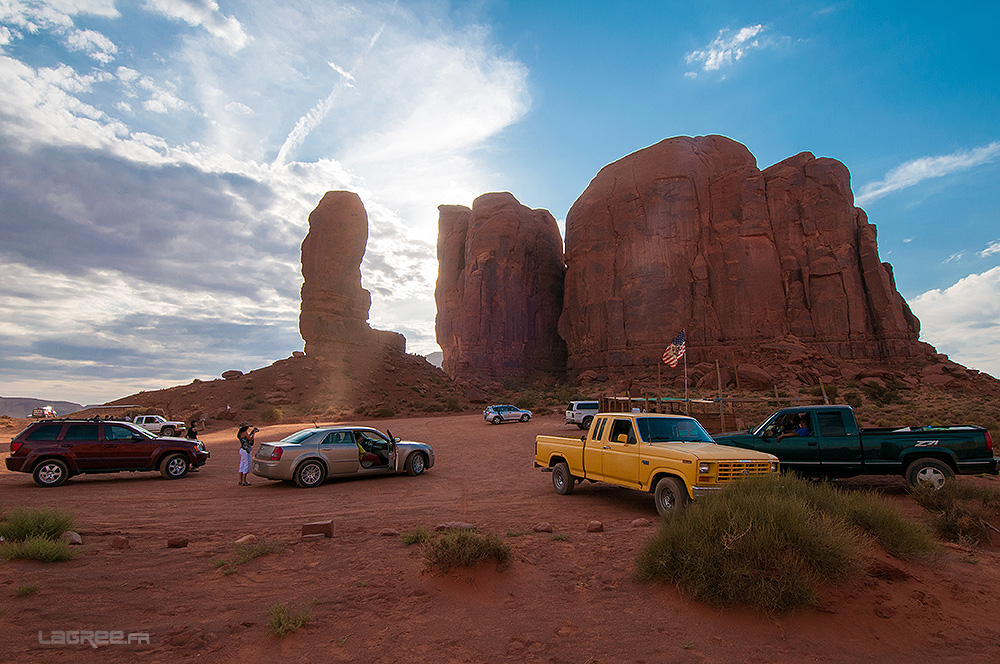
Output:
[
  {"xmin": 559, "ymin": 135, "xmax": 931, "ymax": 375},
  {"xmin": 435, "ymin": 192, "xmax": 566, "ymax": 378},
  {"xmin": 299, "ymin": 191, "xmax": 403, "ymax": 358}
]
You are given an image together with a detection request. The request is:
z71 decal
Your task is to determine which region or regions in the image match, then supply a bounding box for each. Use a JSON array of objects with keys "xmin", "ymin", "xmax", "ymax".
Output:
[{"xmin": 915, "ymin": 440, "xmax": 940, "ymax": 447}]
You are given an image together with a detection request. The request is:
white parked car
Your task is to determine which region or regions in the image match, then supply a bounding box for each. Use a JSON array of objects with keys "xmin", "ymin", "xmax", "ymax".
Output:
[
  {"xmin": 565, "ymin": 400, "xmax": 600, "ymax": 429},
  {"xmin": 483, "ymin": 404, "xmax": 532, "ymax": 424},
  {"xmin": 133, "ymin": 414, "xmax": 186, "ymax": 437}
]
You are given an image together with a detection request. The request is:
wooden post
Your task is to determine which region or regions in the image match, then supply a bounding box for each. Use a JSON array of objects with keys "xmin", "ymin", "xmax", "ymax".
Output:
[
  {"xmin": 716, "ymin": 359, "xmax": 725, "ymax": 433},
  {"xmin": 819, "ymin": 380, "xmax": 830, "ymax": 405}
]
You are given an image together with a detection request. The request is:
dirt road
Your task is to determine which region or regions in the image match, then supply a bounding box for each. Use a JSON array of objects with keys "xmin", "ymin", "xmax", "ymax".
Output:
[{"xmin": 2, "ymin": 413, "xmax": 999, "ymax": 663}]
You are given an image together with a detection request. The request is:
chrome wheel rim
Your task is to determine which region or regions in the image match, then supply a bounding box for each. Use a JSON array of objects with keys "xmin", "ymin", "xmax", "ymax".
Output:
[
  {"xmin": 412, "ymin": 455, "xmax": 424, "ymax": 474},
  {"xmin": 915, "ymin": 467, "xmax": 947, "ymax": 489},
  {"xmin": 301, "ymin": 464, "xmax": 322, "ymax": 485},
  {"xmin": 167, "ymin": 457, "xmax": 186, "ymax": 476},
  {"xmin": 39, "ymin": 463, "xmax": 63, "ymax": 484}
]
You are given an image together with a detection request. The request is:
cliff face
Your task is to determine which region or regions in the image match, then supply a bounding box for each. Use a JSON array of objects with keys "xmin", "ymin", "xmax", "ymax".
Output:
[
  {"xmin": 299, "ymin": 191, "xmax": 403, "ymax": 358},
  {"xmin": 435, "ymin": 192, "xmax": 566, "ymax": 379},
  {"xmin": 558, "ymin": 135, "xmax": 928, "ymax": 373}
]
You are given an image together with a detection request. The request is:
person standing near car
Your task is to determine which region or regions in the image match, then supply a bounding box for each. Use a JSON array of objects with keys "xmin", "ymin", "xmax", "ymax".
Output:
[{"xmin": 237, "ymin": 422, "xmax": 257, "ymax": 486}]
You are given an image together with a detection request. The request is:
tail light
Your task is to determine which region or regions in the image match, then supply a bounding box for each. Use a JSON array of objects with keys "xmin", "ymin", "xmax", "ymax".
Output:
[
  {"xmin": 268, "ymin": 448, "xmax": 283, "ymax": 461},
  {"xmin": 986, "ymin": 430, "xmax": 993, "ymax": 454},
  {"xmin": 10, "ymin": 440, "xmax": 22, "ymax": 454}
]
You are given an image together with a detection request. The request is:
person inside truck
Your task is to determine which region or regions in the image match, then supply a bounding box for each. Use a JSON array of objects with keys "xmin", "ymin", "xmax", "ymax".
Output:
[{"xmin": 777, "ymin": 414, "xmax": 812, "ymax": 441}]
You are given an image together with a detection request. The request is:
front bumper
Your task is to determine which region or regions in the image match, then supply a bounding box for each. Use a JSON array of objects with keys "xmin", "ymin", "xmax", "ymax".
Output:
[{"xmin": 691, "ymin": 485, "xmax": 722, "ymax": 500}]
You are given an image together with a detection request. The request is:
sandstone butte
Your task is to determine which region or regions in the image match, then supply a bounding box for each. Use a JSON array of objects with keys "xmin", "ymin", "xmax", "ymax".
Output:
[
  {"xmin": 436, "ymin": 135, "xmax": 969, "ymax": 388},
  {"xmin": 299, "ymin": 191, "xmax": 403, "ymax": 359}
]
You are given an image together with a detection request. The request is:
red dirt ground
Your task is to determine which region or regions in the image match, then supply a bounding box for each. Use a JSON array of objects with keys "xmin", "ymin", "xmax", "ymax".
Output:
[{"xmin": 2, "ymin": 413, "xmax": 1000, "ymax": 663}]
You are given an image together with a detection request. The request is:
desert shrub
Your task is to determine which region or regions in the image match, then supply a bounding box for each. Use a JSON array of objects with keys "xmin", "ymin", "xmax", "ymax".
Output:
[
  {"xmin": 636, "ymin": 475, "xmax": 933, "ymax": 612},
  {"xmin": 372, "ymin": 406, "xmax": 395, "ymax": 418},
  {"xmin": 215, "ymin": 538, "xmax": 285, "ymax": 575},
  {"xmin": 15, "ymin": 584, "xmax": 39, "ymax": 596},
  {"xmin": 444, "ymin": 397, "xmax": 462, "ymax": 412},
  {"xmin": 842, "ymin": 391, "xmax": 863, "ymax": 409},
  {"xmin": 423, "ymin": 529, "xmax": 511, "ymax": 572},
  {"xmin": 400, "ymin": 526, "xmax": 431, "ymax": 546},
  {"xmin": 808, "ymin": 385, "xmax": 839, "ymax": 400},
  {"xmin": 422, "ymin": 403, "xmax": 444, "ymax": 413},
  {"xmin": 910, "ymin": 481, "xmax": 1000, "ymax": 545},
  {"xmin": 533, "ymin": 407, "xmax": 554, "ymax": 416},
  {"xmin": 267, "ymin": 602, "xmax": 312, "ymax": 637},
  {"xmin": 515, "ymin": 395, "xmax": 536, "ymax": 409},
  {"xmin": 1, "ymin": 536, "xmax": 77, "ymax": 563},
  {"xmin": 862, "ymin": 383, "xmax": 902, "ymax": 405},
  {"xmin": 0, "ymin": 506, "xmax": 74, "ymax": 542},
  {"xmin": 260, "ymin": 407, "xmax": 283, "ymax": 423}
]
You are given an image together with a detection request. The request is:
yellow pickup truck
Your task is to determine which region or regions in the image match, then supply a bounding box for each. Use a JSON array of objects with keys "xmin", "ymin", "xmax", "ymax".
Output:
[{"xmin": 534, "ymin": 412, "xmax": 779, "ymax": 515}]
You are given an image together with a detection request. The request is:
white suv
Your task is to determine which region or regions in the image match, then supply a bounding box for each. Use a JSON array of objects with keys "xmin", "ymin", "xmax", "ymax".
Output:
[
  {"xmin": 565, "ymin": 401, "xmax": 599, "ymax": 429},
  {"xmin": 483, "ymin": 405, "xmax": 532, "ymax": 424}
]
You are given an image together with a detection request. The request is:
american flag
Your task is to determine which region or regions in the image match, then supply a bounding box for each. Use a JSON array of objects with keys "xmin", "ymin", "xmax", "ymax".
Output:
[{"xmin": 662, "ymin": 330, "xmax": 686, "ymax": 367}]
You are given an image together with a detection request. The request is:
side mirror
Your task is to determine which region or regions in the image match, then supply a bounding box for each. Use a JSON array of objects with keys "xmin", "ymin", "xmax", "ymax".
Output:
[{"xmin": 617, "ymin": 434, "xmax": 629, "ymax": 444}]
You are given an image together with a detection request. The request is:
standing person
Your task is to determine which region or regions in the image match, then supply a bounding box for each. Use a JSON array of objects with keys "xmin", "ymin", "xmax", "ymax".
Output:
[
  {"xmin": 237, "ymin": 422, "xmax": 257, "ymax": 486},
  {"xmin": 186, "ymin": 419, "xmax": 203, "ymax": 472}
]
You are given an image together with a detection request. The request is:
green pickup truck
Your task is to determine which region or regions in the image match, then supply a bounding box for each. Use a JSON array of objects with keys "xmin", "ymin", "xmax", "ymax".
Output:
[{"xmin": 713, "ymin": 405, "xmax": 997, "ymax": 487}]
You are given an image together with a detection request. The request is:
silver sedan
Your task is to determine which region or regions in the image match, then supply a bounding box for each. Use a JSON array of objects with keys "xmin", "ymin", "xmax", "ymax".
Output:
[{"xmin": 251, "ymin": 426, "xmax": 434, "ymax": 488}]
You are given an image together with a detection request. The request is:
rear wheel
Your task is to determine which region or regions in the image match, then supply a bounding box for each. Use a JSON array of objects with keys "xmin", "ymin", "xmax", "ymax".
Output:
[
  {"xmin": 160, "ymin": 453, "xmax": 190, "ymax": 479},
  {"xmin": 582, "ymin": 416, "xmax": 594, "ymax": 430},
  {"xmin": 552, "ymin": 462, "xmax": 575, "ymax": 495},
  {"xmin": 33, "ymin": 459, "xmax": 69, "ymax": 487},
  {"xmin": 654, "ymin": 477, "xmax": 688, "ymax": 515},
  {"xmin": 295, "ymin": 460, "xmax": 326, "ymax": 488},
  {"xmin": 906, "ymin": 458, "xmax": 954, "ymax": 489},
  {"xmin": 492, "ymin": 416, "xmax": 502, "ymax": 425}
]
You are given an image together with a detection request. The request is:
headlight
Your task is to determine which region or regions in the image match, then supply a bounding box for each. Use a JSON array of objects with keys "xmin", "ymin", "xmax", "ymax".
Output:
[
  {"xmin": 197, "ymin": 442, "xmax": 206, "ymax": 452},
  {"xmin": 699, "ymin": 462, "xmax": 711, "ymax": 474},
  {"xmin": 771, "ymin": 462, "xmax": 779, "ymax": 472}
]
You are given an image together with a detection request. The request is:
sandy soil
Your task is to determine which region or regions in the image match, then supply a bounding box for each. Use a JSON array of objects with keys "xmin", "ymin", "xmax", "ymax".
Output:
[{"xmin": 2, "ymin": 413, "xmax": 999, "ymax": 663}]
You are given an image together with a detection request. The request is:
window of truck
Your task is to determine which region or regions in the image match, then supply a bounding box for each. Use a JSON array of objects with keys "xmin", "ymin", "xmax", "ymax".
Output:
[
  {"xmin": 594, "ymin": 417, "xmax": 608, "ymax": 441},
  {"xmin": 637, "ymin": 417, "xmax": 714, "ymax": 443},
  {"xmin": 817, "ymin": 411, "xmax": 847, "ymax": 436},
  {"xmin": 609, "ymin": 419, "xmax": 635, "ymax": 444}
]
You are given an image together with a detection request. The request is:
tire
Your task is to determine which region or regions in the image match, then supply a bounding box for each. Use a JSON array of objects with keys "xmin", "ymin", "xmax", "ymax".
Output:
[
  {"xmin": 295, "ymin": 459, "xmax": 326, "ymax": 488},
  {"xmin": 906, "ymin": 458, "xmax": 954, "ymax": 489},
  {"xmin": 161, "ymin": 426, "xmax": 176, "ymax": 437},
  {"xmin": 653, "ymin": 477, "xmax": 689, "ymax": 515},
  {"xmin": 492, "ymin": 416, "xmax": 503, "ymax": 425},
  {"xmin": 520, "ymin": 414, "xmax": 529, "ymax": 422},
  {"xmin": 582, "ymin": 416, "xmax": 594, "ymax": 430},
  {"xmin": 160, "ymin": 453, "xmax": 190, "ymax": 479},
  {"xmin": 33, "ymin": 459, "xmax": 69, "ymax": 487},
  {"xmin": 552, "ymin": 462, "xmax": 575, "ymax": 495},
  {"xmin": 405, "ymin": 452, "xmax": 427, "ymax": 476}
]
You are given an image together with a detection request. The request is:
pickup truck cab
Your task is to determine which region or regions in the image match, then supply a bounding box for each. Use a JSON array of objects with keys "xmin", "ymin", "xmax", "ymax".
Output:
[
  {"xmin": 535, "ymin": 412, "xmax": 779, "ymax": 515},
  {"xmin": 133, "ymin": 414, "xmax": 185, "ymax": 437},
  {"xmin": 713, "ymin": 405, "xmax": 997, "ymax": 488}
]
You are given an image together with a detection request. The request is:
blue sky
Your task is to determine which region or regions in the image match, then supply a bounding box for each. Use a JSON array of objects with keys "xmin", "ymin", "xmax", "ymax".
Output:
[{"xmin": 1, "ymin": 1, "xmax": 998, "ymax": 405}]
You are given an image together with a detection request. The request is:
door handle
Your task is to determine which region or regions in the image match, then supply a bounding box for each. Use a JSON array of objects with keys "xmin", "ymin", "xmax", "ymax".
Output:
[
  {"xmin": 602, "ymin": 446, "xmax": 610, "ymax": 450},
  {"xmin": 808, "ymin": 441, "xmax": 818, "ymax": 446}
]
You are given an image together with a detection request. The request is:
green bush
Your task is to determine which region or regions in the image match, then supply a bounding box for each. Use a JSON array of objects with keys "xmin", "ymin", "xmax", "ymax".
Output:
[
  {"xmin": 444, "ymin": 397, "xmax": 462, "ymax": 412},
  {"xmin": 843, "ymin": 391, "xmax": 863, "ymax": 409},
  {"xmin": 636, "ymin": 475, "xmax": 934, "ymax": 612},
  {"xmin": 1, "ymin": 536, "xmax": 77, "ymax": 563},
  {"xmin": 267, "ymin": 602, "xmax": 312, "ymax": 637},
  {"xmin": 515, "ymin": 395, "xmax": 536, "ymax": 410},
  {"xmin": 400, "ymin": 526, "xmax": 431, "ymax": 546},
  {"xmin": 423, "ymin": 529, "xmax": 511, "ymax": 572},
  {"xmin": 910, "ymin": 481, "xmax": 1000, "ymax": 545},
  {"xmin": 15, "ymin": 584, "xmax": 39, "ymax": 596},
  {"xmin": 0, "ymin": 506, "xmax": 74, "ymax": 542},
  {"xmin": 260, "ymin": 407, "xmax": 283, "ymax": 423}
]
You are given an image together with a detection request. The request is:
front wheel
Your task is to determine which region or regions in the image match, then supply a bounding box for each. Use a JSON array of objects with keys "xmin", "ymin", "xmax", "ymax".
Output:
[
  {"xmin": 405, "ymin": 452, "xmax": 427, "ymax": 476},
  {"xmin": 654, "ymin": 477, "xmax": 689, "ymax": 515},
  {"xmin": 161, "ymin": 426, "xmax": 176, "ymax": 437},
  {"xmin": 520, "ymin": 414, "xmax": 529, "ymax": 422},
  {"xmin": 552, "ymin": 462, "xmax": 575, "ymax": 495},
  {"xmin": 295, "ymin": 460, "xmax": 326, "ymax": 488},
  {"xmin": 906, "ymin": 458, "xmax": 954, "ymax": 489},
  {"xmin": 160, "ymin": 453, "xmax": 190, "ymax": 479},
  {"xmin": 33, "ymin": 459, "xmax": 70, "ymax": 487}
]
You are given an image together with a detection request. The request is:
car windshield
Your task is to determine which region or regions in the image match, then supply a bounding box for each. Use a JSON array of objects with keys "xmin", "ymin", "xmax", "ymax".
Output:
[
  {"xmin": 280, "ymin": 429, "xmax": 319, "ymax": 445},
  {"xmin": 636, "ymin": 418, "xmax": 713, "ymax": 443}
]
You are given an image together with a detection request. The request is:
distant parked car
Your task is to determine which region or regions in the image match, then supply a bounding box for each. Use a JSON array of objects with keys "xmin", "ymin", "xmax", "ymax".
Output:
[
  {"xmin": 565, "ymin": 400, "xmax": 599, "ymax": 429},
  {"xmin": 31, "ymin": 406, "xmax": 56, "ymax": 418},
  {"xmin": 483, "ymin": 404, "xmax": 532, "ymax": 424},
  {"xmin": 6, "ymin": 419, "xmax": 210, "ymax": 487},
  {"xmin": 252, "ymin": 426, "xmax": 434, "ymax": 488},
  {"xmin": 133, "ymin": 414, "xmax": 186, "ymax": 437}
]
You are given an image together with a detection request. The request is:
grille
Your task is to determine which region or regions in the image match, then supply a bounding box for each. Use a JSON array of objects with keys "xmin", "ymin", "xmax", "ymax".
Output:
[{"xmin": 716, "ymin": 461, "xmax": 774, "ymax": 483}]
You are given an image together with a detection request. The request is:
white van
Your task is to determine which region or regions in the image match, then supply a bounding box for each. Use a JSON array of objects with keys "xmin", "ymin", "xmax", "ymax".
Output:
[{"xmin": 565, "ymin": 401, "xmax": 600, "ymax": 429}]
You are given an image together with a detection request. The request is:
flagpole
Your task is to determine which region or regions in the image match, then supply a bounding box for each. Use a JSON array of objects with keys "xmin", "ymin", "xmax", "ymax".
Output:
[{"xmin": 683, "ymin": 336, "xmax": 689, "ymax": 415}]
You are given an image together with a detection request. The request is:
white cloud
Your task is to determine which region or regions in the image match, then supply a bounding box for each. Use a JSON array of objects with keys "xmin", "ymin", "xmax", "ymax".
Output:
[
  {"xmin": 943, "ymin": 251, "xmax": 964, "ymax": 264},
  {"xmin": 856, "ymin": 141, "xmax": 1000, "ymax": 205},
  {"xmin": 909, "ymin": 267, "xmax": 1000, "ymax": 379},
  {"xmin": 64, "ymin": 27, "xmax": 117, "ymax": 62},
  {"xmin": 980, "ymin": 239, "xmax": 1000, "ymax": 257},
  {"xmin": 142, "ymin": 0, "xmax": 248, "ymax": 50},
  {"xmin": 685, "ymin": 24, "xmax": 768, "ymax": 76}
]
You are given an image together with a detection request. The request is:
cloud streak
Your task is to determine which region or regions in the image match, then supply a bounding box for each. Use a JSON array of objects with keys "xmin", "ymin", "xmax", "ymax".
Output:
[
  {"xmin": 685, "ymin": 24, "xmax": 769, "ymax": 77},
  {"xmin": 856, "ymin": 141, "xmax": 1000, "ymax": 205}
]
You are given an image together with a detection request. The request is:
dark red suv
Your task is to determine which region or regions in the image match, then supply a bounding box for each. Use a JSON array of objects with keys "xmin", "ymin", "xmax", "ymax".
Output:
[{"xmin": 6, "ymin": 419, "xmax": 210, "ymax": 487}]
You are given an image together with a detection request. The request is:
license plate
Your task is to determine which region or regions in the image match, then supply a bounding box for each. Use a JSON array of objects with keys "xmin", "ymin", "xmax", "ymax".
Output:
[{"xmin": 253, "ymin": 462, "xmax": 260, "ymax": 471}]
